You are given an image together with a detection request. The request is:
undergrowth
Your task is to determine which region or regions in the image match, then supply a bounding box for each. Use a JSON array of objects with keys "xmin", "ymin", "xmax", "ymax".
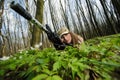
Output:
[{"xmin": 0, "ymin": 34, "xmax": 120, "ymax": 80}]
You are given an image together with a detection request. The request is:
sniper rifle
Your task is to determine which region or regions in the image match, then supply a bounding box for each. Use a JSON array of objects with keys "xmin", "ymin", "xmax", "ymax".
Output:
[{"xmin": 10, "ymin": 1, "xmax": 65, "ymax": 50}]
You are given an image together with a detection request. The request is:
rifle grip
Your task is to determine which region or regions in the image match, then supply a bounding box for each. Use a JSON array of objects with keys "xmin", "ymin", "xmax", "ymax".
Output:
[{"xmin": 10, "ymin": 1, "xmax": 32, "ymax": 20}]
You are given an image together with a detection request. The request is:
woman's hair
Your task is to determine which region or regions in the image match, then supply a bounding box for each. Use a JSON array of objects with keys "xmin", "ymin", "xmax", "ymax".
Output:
[{"xmin": 69, "ymin": 32, "xmax": 80, "ymax": 45}]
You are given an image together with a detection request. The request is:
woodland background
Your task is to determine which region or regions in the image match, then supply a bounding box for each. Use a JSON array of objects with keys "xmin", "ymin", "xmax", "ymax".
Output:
[{"xmin": 0, "ymin": 0, "xmax": 120, "ymax": 57}]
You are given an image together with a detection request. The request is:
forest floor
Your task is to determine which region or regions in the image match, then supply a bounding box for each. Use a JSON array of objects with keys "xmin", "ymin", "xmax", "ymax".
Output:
[{"xmin": 0, "ymin": 33, "xmax": 120, "ymax": 80}]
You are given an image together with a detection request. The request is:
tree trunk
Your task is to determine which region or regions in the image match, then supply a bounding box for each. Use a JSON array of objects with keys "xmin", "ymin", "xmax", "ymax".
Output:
[
  {"xmin": 99, "ymin": 0, "xmax": 118, "ymax": 34},
  {"xmin": 31, "ymin": 0, "xmax": 44, "ymax": 48}
]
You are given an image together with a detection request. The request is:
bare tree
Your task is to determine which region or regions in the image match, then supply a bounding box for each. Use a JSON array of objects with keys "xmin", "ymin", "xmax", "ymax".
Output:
[
  {"xmin": 99, "ymin": 0, "xmax": 118, "ymax": 34},
  {"xmin": 59, "ymin": 0, "xmax": 70, "ymax": 29},
  {"xmin": 30, "ymin": 0, "xmax": 44, "ymax": 48}
]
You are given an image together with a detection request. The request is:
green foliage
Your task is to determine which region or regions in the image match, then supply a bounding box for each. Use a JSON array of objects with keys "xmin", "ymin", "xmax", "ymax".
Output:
[{"xmin": 0, "ymin": 34, "xmax": 120, "ymax": 80}]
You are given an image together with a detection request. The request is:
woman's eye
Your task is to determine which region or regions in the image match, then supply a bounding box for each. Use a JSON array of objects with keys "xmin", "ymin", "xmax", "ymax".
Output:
[
  {"xmin": 64, "ymin": 33, "xmax": 68, "ymax": 36},
  {"xmin": 61, "ymin": 33, "xmax": 69, "ymax": 39}
]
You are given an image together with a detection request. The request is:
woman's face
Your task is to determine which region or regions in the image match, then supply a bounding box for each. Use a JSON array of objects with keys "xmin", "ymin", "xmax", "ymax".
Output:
[{"xmin": 60, "ymin": 33, "xmax": 72, "ymax": 44}]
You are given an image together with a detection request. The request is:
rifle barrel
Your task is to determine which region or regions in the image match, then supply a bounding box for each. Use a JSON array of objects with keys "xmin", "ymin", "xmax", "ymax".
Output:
[{"xmin": 10, "ymin": 1, "xmax": 47, "ymax": 32}]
